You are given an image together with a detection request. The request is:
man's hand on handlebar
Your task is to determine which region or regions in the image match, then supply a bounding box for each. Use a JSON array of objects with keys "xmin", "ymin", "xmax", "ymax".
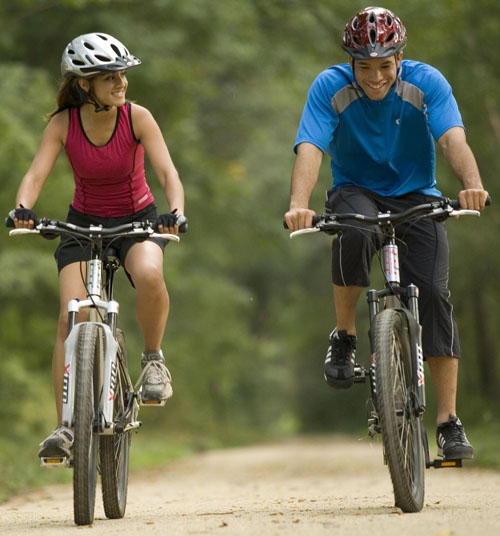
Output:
[
  {"xmin": 284, "ymin": 207, "xmax": 316, "ymax": 231},
  {"xmin": 457, "ymin": 189, "xmax": 490, "ymax": 211}
]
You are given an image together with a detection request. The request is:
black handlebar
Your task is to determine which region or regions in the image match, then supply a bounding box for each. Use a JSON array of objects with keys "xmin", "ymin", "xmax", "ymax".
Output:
[
  {"xmin": 5, "ymin": 215, "xmax": 188, "ymax": 235},
  {"xmin": 283, "ymin": 196, "xmax": 490, "ymax": 230}
]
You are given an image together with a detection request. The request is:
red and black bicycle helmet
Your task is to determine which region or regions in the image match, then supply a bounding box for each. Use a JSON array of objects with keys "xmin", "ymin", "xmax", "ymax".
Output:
[{"xmin": 342, "ymin": 6, "xmax": 407, "ymax": 59}]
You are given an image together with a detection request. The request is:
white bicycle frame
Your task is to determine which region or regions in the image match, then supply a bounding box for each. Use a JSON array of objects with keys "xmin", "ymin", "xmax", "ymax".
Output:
[{"xmin": 10, "ymin": 227, "xmax": 180, "ymax": 438}]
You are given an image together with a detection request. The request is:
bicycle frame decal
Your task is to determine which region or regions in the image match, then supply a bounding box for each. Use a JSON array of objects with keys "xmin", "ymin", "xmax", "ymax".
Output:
[
  {"xmin": 63, "ymin": 363, "xmax": 71, "ymax": 404},
  {"xmin": 383, "ymin": 244, "xmax": 400, "ymax": 284},
  {"xmin": 108, "ymin": 359, "xmax": 117, "ymax": 402},
  {"xmin": 62, "ymin": 321, "xmax": 118, "ymax": 431},
  {"xmin": 416, "ymin": 343, "xmax": 425, "ymax": 387}
]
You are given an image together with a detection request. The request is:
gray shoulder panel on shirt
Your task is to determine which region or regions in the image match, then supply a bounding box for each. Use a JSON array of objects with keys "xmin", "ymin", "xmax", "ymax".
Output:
[
  {"xmin": 396, "ymin": 80, "xmax": 424, "ymax": 110},
  {"xmin": 331, "ymin": 85, "xmax": 362, "ymax": 115}
]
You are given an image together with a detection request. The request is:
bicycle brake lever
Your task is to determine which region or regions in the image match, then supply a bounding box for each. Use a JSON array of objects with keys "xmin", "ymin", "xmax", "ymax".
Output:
[
  {"xmin": 289, "ymin": 228, "xmax": 320, "ymax": 238},
  {"xmin": 9, "ymin": 228, "xmax": 40, "ymax": 236},
  {"xmin": 151, "ymin": 233, "xmax": 180, "ymax": 242},
  {"xmin": 450, "ymin": 209, "xmax": 480, "ymax": 217}
]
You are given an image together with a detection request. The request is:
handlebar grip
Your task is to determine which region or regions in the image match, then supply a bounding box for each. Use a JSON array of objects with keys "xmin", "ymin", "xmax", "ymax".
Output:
[
  {"xmin": 448, "ymin": 195, "xmax": 491, "ymax": 210},
  {"xmin": 283, "ymin": 215, "xmax": 322, "ymax": 230}
]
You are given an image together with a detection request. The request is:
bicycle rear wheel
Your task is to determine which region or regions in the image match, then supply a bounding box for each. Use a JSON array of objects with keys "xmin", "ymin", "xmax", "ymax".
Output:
[
  {"xmin": 73, "ymin": 323, "xmax": 102, "ymax": 526},
  {"xmin": 375, "ymin": 308, "xmax": 425, "ymax": 512},
  {"xmin": 100, "ymin": 329, "xmax": 131, "ymax": 519}
]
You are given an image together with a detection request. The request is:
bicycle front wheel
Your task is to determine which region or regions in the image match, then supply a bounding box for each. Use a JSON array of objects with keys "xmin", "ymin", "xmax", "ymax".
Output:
[
  {"xmin": 375, "ymin": 308, "xmax": 425, "ymax": 512},
  {"xmin": 73, "ymin": 323, "xmax": 102, "ymax": 526},
  {"xmin": 100, "ymin": 329, "xmax": 131, "ymax": 519}
]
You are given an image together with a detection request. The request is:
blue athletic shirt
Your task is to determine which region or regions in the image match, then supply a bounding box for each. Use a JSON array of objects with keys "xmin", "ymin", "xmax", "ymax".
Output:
[{"xmin": 294, "ymin": 60, "xmax": 464, "ymax": 197}]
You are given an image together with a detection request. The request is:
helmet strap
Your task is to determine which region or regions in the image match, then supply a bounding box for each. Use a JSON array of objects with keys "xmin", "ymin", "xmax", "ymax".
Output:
[{"xmin": 87, "ymin": 86, "xmax": 111, "ymax": 113}]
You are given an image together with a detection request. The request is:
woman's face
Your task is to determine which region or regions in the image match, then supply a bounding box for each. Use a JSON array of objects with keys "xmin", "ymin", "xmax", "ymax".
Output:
[{"xmin": 85, "ymin": 70, "xmax": 128, "ymax": 108}]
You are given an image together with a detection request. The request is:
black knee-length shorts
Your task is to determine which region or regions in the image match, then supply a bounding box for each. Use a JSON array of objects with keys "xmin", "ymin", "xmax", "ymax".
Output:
[{"xmin": 326, "ymin": 186, "xmax": 460, "ymax": 359}]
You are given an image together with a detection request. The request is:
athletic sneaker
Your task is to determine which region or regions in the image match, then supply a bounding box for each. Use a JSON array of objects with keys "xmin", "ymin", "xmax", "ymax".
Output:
[
  {"xmin": 138, "ymin": 350, "xmax": 173, "ymax": 402},
  {"xmin": 324, "ymin": 328, "xmax": 357, "ymax": 389},
  {"xmin": 38, "ymin": 425, "xmax": 74, "ymax": 459},
  {"xmin": 436, "ymin": 414, "xmax": 474, "ymax": 460}
]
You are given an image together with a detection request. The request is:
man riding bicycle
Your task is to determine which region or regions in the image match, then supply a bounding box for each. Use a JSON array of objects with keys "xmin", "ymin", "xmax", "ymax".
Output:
[{"xmin": 284, "ymin": 6, "xmax": 489, "ymax": 460}]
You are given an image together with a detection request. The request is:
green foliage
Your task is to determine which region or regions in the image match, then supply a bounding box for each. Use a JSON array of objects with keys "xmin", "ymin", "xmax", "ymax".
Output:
[{"xmin": 0, "ymin": 0, "xmax": 499, "ymax": 500}]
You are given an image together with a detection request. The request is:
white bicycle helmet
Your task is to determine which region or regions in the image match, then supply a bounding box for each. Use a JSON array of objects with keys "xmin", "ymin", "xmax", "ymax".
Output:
[{"xmin": 61, "ymin": 32, "xmax": 141, "ymax": 77}]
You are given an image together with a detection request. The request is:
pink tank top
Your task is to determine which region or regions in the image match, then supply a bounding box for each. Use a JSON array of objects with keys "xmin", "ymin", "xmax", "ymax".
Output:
[{"xmin": 65, "ymin": 102, "xmax": 154, "ymax": 217}]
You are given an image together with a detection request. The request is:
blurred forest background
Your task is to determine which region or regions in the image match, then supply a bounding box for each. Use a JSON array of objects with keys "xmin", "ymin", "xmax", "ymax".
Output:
[{"xmin": 0, "ymin": 0, "xmax": 499, "ymax": 500}]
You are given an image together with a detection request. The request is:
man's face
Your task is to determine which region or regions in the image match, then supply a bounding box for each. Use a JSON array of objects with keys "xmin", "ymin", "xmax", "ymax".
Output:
[{"xmin": 349, "ymin": 53, "xmax": 402, "ymax": 101}]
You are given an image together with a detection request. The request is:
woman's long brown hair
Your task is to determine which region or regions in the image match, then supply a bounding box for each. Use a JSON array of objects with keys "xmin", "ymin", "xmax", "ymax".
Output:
[{"xmin": 45, "ymin": 75, "xmax": 90, "ymax": 121}]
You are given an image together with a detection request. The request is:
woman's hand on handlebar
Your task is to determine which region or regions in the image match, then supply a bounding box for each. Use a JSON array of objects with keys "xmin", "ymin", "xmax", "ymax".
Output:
[
  {"xmin": 155, "ymin": 211, "xmax": 188, "ymax": 234},
  {"xmin": 284, "ymin": 207, "xmax": 316, "ymax": 231},
  {"xmin": 7, "ymin": 206, "xmax": 38, "ymax": 229},
  {"xmin": 457, "ymin": 189, "xmax": 490, "ymax": 211}
]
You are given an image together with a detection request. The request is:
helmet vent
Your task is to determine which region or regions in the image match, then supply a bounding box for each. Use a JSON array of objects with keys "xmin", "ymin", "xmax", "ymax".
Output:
[
  {"xmin": 83, "ymin": 42, "xmax": 95, "ymax": 51},
  {"xmin": 352, "ymin": 17, "xmax": 359, "ymax": 30},
  {"xmin": 110, "ymin": 44, "xmax": 121, "ymax": 57},
  {"xmin": 72, "ymin": 59, "xmax": 85, "ymax": 66},
  {"xmin": 369, "ymin": 28, "xmax": 377, "ymax": 46},
  {"xmin": 85, "ymin": 54, "xmax": 95, "ymax": 65},
  {"xmin": 386, "ymin": 15, "xmax": 393, "ymax": 26},
  {"xmin": 369, "ymin": 12, "xmax": 376, "ymax": 23},
  {"xmin": 353, "ymin": 36, "xmax": 363, "ymax": 47},
  {"xmin": 95, "ymin": 54, "xmax": 112, "ymax": 62},
  {"xmin": 386, "ymin": 32, "xmax": 395, "ymax": 44}
]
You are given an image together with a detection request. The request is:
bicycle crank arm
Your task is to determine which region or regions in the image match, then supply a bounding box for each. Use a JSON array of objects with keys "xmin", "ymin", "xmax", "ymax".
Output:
[{"xmin": 123, "ymin": 421, "xmax": 142, "ymax": 432}]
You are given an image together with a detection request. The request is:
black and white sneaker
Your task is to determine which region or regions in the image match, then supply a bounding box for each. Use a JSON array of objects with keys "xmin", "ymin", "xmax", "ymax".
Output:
[
  {"xmin": 324, "ymin": 329, "xmax": 357, "ymax": 389},
  {"xmin": 436, "ymin": 414, "xmax": 474, "ymax": 460}
]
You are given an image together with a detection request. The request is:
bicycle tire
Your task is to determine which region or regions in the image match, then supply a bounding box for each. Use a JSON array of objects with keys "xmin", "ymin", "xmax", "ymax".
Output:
[
  {"xmin": 375, "ymin": 308, "xmax": 425, "ymax": 512},
  {"xmin": 73, "ymin": 323, "xmax": 102, "ymax": 526},
  {"xmin": 100, "ymin": 329, "xmax": 131, "ymax": 519}
]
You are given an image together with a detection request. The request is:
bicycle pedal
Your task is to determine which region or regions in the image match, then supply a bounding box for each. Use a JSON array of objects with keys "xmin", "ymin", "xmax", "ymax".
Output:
[
  {"xmin": 139, "ymin": 398, "xmax": 167, "ymax": 407},
  {"xmin": 40, "ymin": 456, "xmax": 71, "ymax": 468},
  {"xmin": 138, "ymin": 387, "xmax": 168, "ymax": 407},
  {"xmin": 428, "ymin": 458, "xmax": 462, "ymax": 469},
  {"xmin": 354, "ymin": 365, "xmax": 366, "ymax": 383}
]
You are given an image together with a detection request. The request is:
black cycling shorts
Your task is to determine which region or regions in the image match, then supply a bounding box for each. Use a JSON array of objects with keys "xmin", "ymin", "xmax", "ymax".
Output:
[
  {"xmin": 326, "ymin": 186, "xmax": 460, "ymax": 359},
  {"xmin": 54, "ymin": 203, "xmax": 167, "ymax": 277}
]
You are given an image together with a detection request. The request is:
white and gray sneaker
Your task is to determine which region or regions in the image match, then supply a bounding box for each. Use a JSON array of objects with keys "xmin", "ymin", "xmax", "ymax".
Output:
[
  {"xmin": 137, "ymin": 350, "xmax": 173, "ymax": 403},
  {"xmin": 38, "ymin": 425, "xmax": 74, "ymax": 459}
]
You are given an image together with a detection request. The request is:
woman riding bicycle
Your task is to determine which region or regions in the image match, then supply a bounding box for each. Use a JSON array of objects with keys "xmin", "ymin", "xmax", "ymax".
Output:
[{"xmin": 10, "ymin": 33, "xmax": 185, "ymax": 459}]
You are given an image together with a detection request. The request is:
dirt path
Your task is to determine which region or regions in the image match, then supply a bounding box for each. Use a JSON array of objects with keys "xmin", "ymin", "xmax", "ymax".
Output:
[{"xmin": 1, "ymin": 436, "xmax": 499, "ymax": 535}]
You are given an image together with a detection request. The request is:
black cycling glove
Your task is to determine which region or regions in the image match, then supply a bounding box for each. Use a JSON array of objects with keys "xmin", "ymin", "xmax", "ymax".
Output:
[
  {"xmin": 155, "ymin": 211, "xmax": 188, "ymax": 232},
  {"xmin": 6, "ymin": 205, "xmax": 37, "ymax": 227}
]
